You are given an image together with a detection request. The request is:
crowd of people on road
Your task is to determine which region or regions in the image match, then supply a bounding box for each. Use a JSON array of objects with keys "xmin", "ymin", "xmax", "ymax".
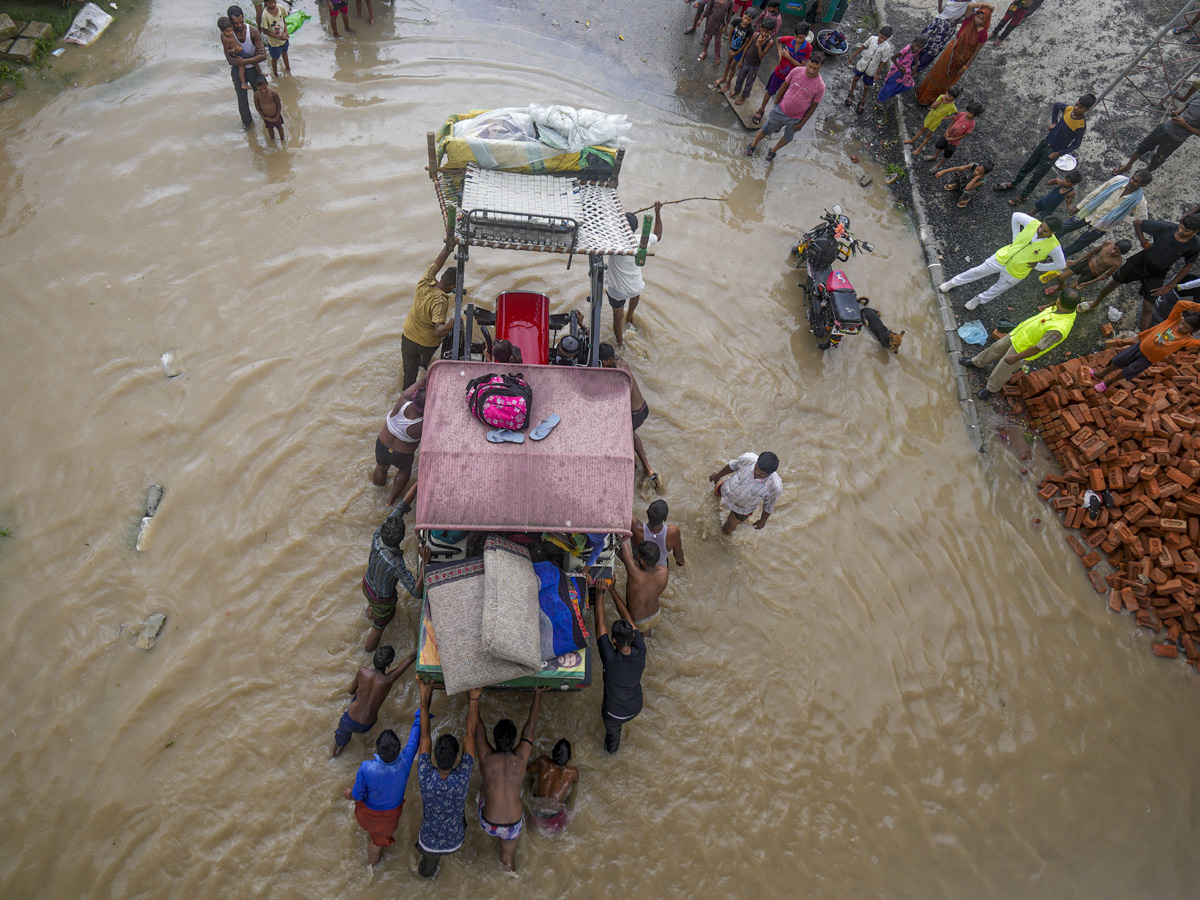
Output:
[{"xmin": 681, "ymin": 0, "xmax": 1200, "ymax": 402}]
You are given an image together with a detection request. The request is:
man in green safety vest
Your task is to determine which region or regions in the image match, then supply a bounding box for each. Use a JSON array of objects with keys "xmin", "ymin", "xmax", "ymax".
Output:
[
  {"xmin": 960, "ymin": 287, "xmax": 1081, "ymax": 399},
  {"xmin": 939, "ymin": 213, "xmax": 1067, "ymax": 310}
]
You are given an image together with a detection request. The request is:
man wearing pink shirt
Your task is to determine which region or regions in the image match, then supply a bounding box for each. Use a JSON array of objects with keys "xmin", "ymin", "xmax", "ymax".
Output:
[{"xmin": 745, "ymin": 52, "xmax": 826, "ymax": 161}]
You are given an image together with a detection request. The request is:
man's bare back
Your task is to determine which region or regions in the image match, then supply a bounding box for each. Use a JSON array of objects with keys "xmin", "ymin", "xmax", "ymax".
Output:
[
  {"xmin": 346, "ymin": 655, "xmax": 412, "ymax": 724},
  {"xmin": 473, "ymin": 690, "xmax": 543, "ymax": 825},
  {"xmin": 620, "ymin": 544, "xmax": 669, "ymax": 621},
  {"xmin": 528, "ymin": 757, "xmax": 579, "ymax": 804}
]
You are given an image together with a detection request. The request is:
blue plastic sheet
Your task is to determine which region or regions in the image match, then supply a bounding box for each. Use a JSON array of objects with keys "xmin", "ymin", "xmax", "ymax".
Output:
[{"xmin": 957, "ymin": 320, "xmax": 988, "ymax": 345}]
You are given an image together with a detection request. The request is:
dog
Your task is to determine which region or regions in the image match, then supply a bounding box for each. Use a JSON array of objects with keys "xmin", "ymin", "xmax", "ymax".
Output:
[{"xmin": 858, "ymin": 298, "xmax": 904, "ymax": 354}]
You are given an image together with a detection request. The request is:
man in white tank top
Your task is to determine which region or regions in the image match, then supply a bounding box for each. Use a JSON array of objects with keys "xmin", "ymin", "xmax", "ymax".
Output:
[{"xmin": 630, "ymin": 500, "xmax": 684, "ymax": 569}]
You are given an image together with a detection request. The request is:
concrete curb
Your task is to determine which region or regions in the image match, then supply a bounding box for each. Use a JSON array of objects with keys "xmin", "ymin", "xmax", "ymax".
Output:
[{"xmin": 872, "ymin": 2, "xmax": 984, "ymax": 452}]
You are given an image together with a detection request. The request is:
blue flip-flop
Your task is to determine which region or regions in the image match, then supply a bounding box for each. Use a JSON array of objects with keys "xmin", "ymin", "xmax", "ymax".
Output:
[
  {"xmin": 486, "ymin": 429, "xmax": 525, "ymax": 443},
  {"xmin": 529, "ymin": 414, "xmax": 560, "ymax": 441}
]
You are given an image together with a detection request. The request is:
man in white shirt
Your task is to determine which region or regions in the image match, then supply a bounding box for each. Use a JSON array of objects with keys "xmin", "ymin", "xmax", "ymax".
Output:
[
  {"xmin": 708, "ymin": 451, "xmax": 783, "ymax": 534},
  {"xmin": 605, "ymin": 203, "xmax": 663, "ymax": 347}
]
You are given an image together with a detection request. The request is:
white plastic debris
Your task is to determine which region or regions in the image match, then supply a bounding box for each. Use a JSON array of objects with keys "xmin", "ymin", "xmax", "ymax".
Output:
[{"xmin": 1108, "ymin": 306, "xmax": 1123, "ymax": 323}]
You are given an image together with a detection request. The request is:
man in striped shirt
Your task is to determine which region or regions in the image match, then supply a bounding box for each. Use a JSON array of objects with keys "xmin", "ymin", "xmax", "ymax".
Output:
[{"xmin": 708, "ymin": 451, "xmax": 783, "ymax": 534}]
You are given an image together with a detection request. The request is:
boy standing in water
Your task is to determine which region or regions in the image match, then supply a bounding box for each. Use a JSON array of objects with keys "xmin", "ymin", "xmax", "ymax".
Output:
[
  {"xmin": 328, "ymin": 0, "xmax": 355, "ymax": 37},
  {"xmin": 252, "ymin": 73, "xmax": 285, "ymax": 141},
  {"xmin": 259, "ymin": 0, "xmax": 291, "ymax": 77}
]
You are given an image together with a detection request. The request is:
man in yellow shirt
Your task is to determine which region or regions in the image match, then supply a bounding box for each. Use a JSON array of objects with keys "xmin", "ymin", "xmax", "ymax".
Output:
[
  {"xmin": 402, "ymin": 238, "xmax": 457, "ymax": 388},
  {"xmin": 961, "ymin": 288, "xmax": 1080, "ymax": 398}
]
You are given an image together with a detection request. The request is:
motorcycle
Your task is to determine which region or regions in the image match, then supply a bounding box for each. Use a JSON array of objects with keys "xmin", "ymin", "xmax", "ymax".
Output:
[{"xmin": 791, "ymin": 206, "xmax": 874, "ymax": 350}]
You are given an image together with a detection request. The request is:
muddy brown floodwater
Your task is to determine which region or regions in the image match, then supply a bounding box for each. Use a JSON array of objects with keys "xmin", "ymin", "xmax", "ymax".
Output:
[{"xmin": 2, "ymin": 2, "xmax": 1200, "ymax": 898}]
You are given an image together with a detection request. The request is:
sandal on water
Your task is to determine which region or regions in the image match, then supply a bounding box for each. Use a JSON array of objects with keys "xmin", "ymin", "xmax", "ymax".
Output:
[
  {"xmin": 994, "ymin": 181, "xmax": 1016, "ymax": 192},
  {"xmin": 766, "ymin": 150, "xmax": 777, "ymax": 162},
  {"xmin": 751, "ymin": 112, "xmax": 762, "ymax": 125},
  {"xmin": 745, "ymin": 142, "xmax": 757, "ymax": 156}
]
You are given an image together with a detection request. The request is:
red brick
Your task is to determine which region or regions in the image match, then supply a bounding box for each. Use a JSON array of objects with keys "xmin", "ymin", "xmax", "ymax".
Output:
[{"xmin": 1152, "ymin": 643, "xmax": 1179, "ymax": 658}]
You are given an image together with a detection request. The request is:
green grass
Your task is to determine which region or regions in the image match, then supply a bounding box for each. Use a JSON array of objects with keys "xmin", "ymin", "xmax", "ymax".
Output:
[
  {"xmin": 0, "ymin": 1, "xmax": 77, "ymax": 37},
  {"xmin": 0, "ymin": 525, "xmax": 12, "ymax": 538}
]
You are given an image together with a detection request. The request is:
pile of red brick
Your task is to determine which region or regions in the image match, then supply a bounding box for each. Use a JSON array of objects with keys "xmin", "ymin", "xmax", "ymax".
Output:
[{"xmin": 1008, "ymin": 341, "xmax": 1200, "ymax": 673}]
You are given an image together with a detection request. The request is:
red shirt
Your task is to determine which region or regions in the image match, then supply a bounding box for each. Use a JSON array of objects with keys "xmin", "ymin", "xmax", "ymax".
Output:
[
  {"xmin": 944, "ymin": 112, "xmax": 976, "ymax": 145},
  {"xmin": 771, "ymin": 35, "xmax": 812, "ymax": 78}
]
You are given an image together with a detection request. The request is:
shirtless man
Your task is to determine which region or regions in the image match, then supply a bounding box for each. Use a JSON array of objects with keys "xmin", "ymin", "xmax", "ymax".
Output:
[
  {"xmin": 1058, "ymin": 239, "xmax": 1133, "ymax": 310},
  {"xmin": 631, "ymin": 499, "xmax": 684, "ymax": 569},
  {"xmin": 373, "ymin": 375, "xmax": 425, "ymax": 506},
  {"xmin": 471, "ymin": 688, "xmax": 544, "ymax": 871},
  {"xmin": 599, "ymin": 343, "xmax": 657, "ymax": 485},
  {"xmin": 613, "ymin": 539, "xmax": 669, "ymax": 635},
  {"xmin": 526, "ymin": 739, "xmax": 579, "ymax": 834},
  {"xmin": 332, "ymin": 645, "xmax": 416, "ymax": 757},
  {"xmin": 251, "ymin": 74, "xmax": 284, "ymax": 141}
]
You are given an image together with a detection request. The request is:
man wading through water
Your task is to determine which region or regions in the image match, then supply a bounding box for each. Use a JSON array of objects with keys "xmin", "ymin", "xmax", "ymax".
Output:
[
  {"xmin": 222, "ymin": 6, "xmax": 265, "ymax": 127},
  {"xmin": 470, "ymin": 688, "xmax": 544, "ymax": 871}
]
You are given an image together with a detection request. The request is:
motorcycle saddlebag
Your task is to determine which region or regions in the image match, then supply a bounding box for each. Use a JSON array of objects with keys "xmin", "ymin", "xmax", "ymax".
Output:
[{"xmin": 825, "ymin": 271, "xmax": 862, "ymax": 330}]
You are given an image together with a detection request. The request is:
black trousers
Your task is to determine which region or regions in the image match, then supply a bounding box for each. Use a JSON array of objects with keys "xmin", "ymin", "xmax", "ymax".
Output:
[
  {"xmin": 1012, "ymin": 138, "xmax": 1057, "ymax": 199},
  {"xmin": 231, "ymin": 66, "xmax": 252, "ymax": 125},
  {"xmin": 401, "ymin": 334, "xmax": 438, "ymax": 389},
  {"xmin": 602, "ymin": 710, "xmax": 638, "ymax": 753}
]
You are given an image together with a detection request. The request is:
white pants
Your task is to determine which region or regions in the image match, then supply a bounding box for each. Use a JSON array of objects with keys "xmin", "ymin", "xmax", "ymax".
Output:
[{"xmin": 946, "ymin": 255, "xmax": 1025, "ymax": 305}]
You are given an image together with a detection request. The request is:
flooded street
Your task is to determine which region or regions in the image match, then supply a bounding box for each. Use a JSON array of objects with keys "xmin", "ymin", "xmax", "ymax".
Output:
[{"xmin": 3, "ymin": 2, "xmax": 1200, "ymax": 898}]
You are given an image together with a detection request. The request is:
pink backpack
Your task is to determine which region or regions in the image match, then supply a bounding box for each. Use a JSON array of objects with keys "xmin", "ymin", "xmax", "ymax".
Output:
[{"xmin": 465, "ymin": 372, "xmax": 533, "ymax": 430}]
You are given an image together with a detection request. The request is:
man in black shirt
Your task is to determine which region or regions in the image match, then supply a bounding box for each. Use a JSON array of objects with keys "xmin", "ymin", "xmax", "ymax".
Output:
[
  {"xmin": 1091, "ymin": 215, "xmax": 1200, "ymax": 328},
  {"xmin": 594, "ymin": 582, "xmax": 646, "ymax": 754}
]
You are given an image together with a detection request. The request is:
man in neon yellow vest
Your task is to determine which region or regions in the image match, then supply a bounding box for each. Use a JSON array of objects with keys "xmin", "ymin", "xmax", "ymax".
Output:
[
  {"xmin": 939, "ymin": 213, "xmax": 1067, "ymax": 310},
  {"xmin": 961, "ymin": 287, "xmax": 1080, "ymax": 399}
]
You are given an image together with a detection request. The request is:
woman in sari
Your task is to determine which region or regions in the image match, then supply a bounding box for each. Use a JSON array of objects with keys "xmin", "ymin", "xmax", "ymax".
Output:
[
  {"xmin": 915, "ymin": 5, "xmax": 993, "ymax": 106},
  {"xmin": 916, "ymin": 0, "xmax": 989, "ymax": 69}
]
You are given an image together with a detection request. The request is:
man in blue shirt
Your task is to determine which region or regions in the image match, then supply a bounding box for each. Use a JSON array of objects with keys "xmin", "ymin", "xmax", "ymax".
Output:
[
  {"xmin": 342, "ymin": 710, "xmax": 421, "ymax": 867},
  {"xmin": 415, "ymin": 681, "xmax": 477, "ymax": 878},
  {"xmin": 997, "ymin": 94, "xmax": 1095, "ymax": 204}
]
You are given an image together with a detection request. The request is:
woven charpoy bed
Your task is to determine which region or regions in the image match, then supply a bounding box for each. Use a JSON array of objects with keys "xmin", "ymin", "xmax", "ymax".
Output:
[{"xmin": 431, "ymin": 163, "xmax": 650, "ymax": 259}]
